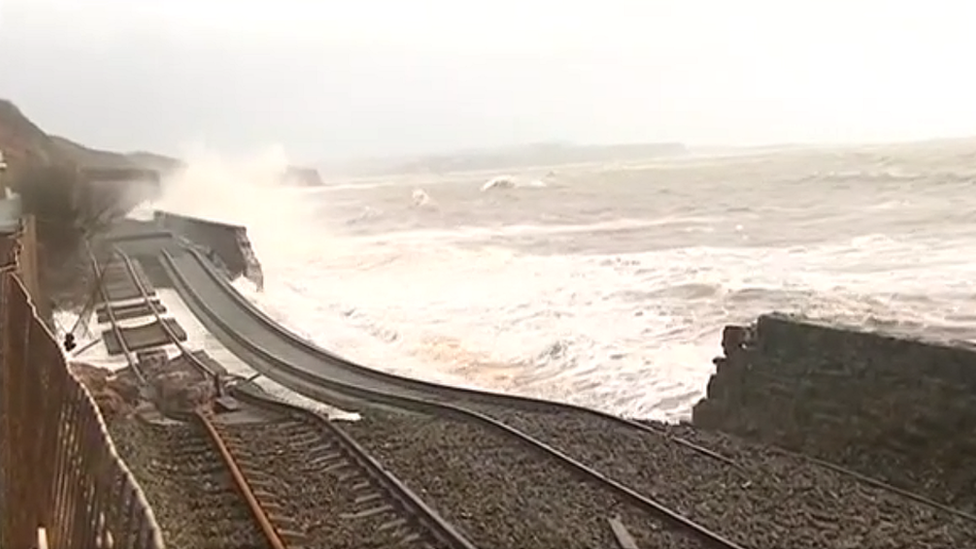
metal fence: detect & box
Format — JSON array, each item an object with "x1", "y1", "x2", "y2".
[{"x1": 0, "y1": 228, "x2": 165, "y2": 548}]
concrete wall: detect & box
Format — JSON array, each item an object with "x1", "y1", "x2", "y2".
[
  {"x1": 153, "y1": 211, "x2": 263, "y2": 289},
  {"x1": 692, "y1": 313, "x2": 976, "y2": 510}
]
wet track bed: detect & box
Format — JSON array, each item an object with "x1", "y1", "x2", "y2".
[
  {"x1": 463, "y1": 406, "x2": 976, "y2": 548},
  {"x1": 345, "y1": 411, "x2": 708, "y2": 549}
]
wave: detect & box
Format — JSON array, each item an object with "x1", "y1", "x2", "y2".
[
  {"x1": 411, "y1": 188, "x2": 434, "y2": 207},
  {"x1": 481, "y1": 175, "x2": 548, "y2": 192}
]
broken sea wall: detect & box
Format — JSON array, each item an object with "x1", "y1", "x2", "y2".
[
  {"x1": 153, "y1": 211, "x2": 263, "y2": 289},
  {"x1": 692, "y1": 313, "x2": 976, "y2": 510}
]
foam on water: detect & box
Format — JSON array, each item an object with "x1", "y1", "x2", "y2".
[{"x1": 99, "y1": 143, "x2": 976, "y2": 421}]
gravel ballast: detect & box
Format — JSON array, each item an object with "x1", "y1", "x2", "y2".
[
  {"x1": 344, "y1": 411, "x2": 709, "y2": 549},
  {"x1": 216, "y1": 416, "x2": 441, "y2": 549},
  {"x1": 109, "y1": 400, "x2": 976, "y2": 549},
  {"x1": 108, "y1": 418, "x2": 270, "y2": 549},
  {"x1": 468, "y1": 406, "x2": 976, "y2": 548}
]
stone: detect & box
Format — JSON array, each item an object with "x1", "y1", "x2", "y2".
[{"x1": 692, "y1": 313, "x2": 976, "y2": 512}]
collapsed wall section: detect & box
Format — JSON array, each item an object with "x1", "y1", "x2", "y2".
[
  {"x1": 692, "y1": 313, "x2": 976, "y2": 510},
  {"x1": 154, "y1": 211, "x2": 263, "y2": 289}
]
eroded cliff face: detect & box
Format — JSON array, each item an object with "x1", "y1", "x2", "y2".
[{"x1": 693, "y1": 313, "x2": 976, "y2": 510}]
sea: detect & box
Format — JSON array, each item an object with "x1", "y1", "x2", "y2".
[{"x1": 75, "y1": 140, "x2": 976, "y2": 421}]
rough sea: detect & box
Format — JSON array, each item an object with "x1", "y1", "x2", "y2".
[{"x1": 116, "y1": 140, "x2": 976, "y2": 420}]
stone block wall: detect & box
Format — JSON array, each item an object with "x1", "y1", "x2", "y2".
[{"x1": 692, "y1": 313, "x2": 976, "y2": 510}]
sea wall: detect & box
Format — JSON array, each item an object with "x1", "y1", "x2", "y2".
[
  {"x1": 692, "y1": 313, "x2": 976, "y2": 510},
  {"x1": 153, "y1": 211, "x2": 263, "y2": 289},
  {"x1": 283, "y1": 166, "x2": 324, "y2": 187}
]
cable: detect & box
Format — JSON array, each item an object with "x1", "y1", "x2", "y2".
[{"x1": 61, "y1": 237, "x2": 112, "y2": 351}]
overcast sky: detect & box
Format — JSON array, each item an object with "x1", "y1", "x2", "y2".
[{"x1": 1, "y1": 0, "x2": 975, "y2": 161}]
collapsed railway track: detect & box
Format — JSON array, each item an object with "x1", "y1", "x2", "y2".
[
  {"x1": 94, "y1": 249, "x2": 278, "y2": 548},
  {"x1": 97, "y1": 249, "x2": 480, "y2": 548},
  {"x1": 102, "y1": 246, "x2": 749, "y2": 547},
  {"x1": 98, "y1": 237, "x2": 976, "y2": 547},
  {"x1": 154, "y1": 247, "x2": 753, "y2": 548},
  {"x1": 152, "y1": 238, "x2": 976, "y2": 547}
]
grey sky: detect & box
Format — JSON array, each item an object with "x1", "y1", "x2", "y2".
[{"x1": 2, "y1": 0, "x2": 974, "y2": 162}]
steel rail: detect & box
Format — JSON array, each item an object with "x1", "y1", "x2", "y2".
[
  {"x1": 767, "y1": 445, "x2": 976, "y2": 524},
  {"x1": 229, "y1": 386, "x2": 482, "y2": 549},
  {"x1": 88, "y1": 247, "x2": 147, "y2": 384},
  {"x1": 119, "y1": 230, "x2": 976, "y2": 530},
  {"x1": 114, "y1": 248, "x2": 223, "y2": 393},
  {"x1": 193, "y1": 410, "x2": 288, "y2": 549},
  {"x1": 113, "y1": 248, "x2": 291, "y2": 549},
  {"x1": 162, "y1": 249, "x2": 746, "y2": 549},
  {"x1": 164, "y1": 244, "x2": 738, "y2": 466}
]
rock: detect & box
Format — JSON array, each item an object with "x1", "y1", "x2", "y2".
[{"x1": 69, "y1": 361, "x2": 137, "y2": 418}]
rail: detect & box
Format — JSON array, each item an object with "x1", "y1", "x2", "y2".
[
  {"x1": 114, "y1": 248, "x2": 223, "y2": 394},
  {"x1": 162, "y1": 244, "x2": 736, "y2": 465},
  {"x1": 98, "y1": 248, "x2": 294, "y2": 549},
  {"x1": 157, "y1": 235, "x2": 976, "y2": 524},
  {"x1": 89, "y1": 247, "x2": 146, "y2": 385},
  {"x1": 194, "y1": 410, "x2": 288, "y2": 549},
  {"x1": 159, "y1": 245, "x2": 745, "y2": 549},
  {"x1": 211, "y1": 386, "x2": 481, "y2": 549}
]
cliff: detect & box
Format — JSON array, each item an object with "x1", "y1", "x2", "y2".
[
  {"x1": 692, "y1": 313, "x2": 976, "y2": 512},
  {"x1": 0, "y1": 99, "x2": 177, "y2": 307},
  {"x1": 0, "y1": 102, "x2": 180, "y2": 178}
]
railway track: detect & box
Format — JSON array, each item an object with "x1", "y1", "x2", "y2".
[
  {"x1": 127, "y1": 420, "x2": 274, "y2": 549},
  {"x1": 94, "y1": 237, "x2": 976, "y2": 547},
  {"x1": 156, "y1": 247, "x2": 751, "y2": 548},
  {"x1": 200, "y1": 390, "x2": 479, "y2": 549},
  {"x1": 150, "y1": 238, "x2": 976, "y2": 547},
  {"x1": 94, "y1": 249, "x2": 277, "y2": 548},
  {"x1": 110, "y1": 229, "x2": 975, "y2": 527},
  {"x1": 97, "y1": 249, "x2": 481, "y2": 549},
  {"x1": 98, "y1": 244, "x2": 750, "y2": 547},
  {"x1": 156, "y1": 238, "x2": 976, "y2": 520}
]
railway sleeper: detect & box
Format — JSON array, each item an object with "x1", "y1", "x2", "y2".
[{"x1": 209, "y1": 405, "x2": 471, "y2": 549}]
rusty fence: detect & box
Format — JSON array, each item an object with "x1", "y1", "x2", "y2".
[{"x1": 0, "y1": 228, "x2": 165, "y2": 548}]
